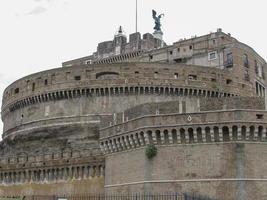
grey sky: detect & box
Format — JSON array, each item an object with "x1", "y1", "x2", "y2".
[{"x1": 0, "y1": 0, "x2": 267, "y2": 139}]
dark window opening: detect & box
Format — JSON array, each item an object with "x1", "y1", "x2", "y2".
[
  {"x1": 208, "y1": 51, "x2": 217, "y2": 60},
  {"x1": 174, "y1": 58, "x2": 187, "y2": 63},
  {"x1": 211, "y1": 78, "x2": 216, "y2": 82},
  {"x1": 135, "y1": 71, "x2": 139, "y2": 74},
  {"x1": 226, "y1": 79, "x2": 232, "y2": 84},
  {"x1": 149, "y1": 54, "x2": 153, "y2": 60},
  {"x1": 188, "y1": 74, "x2": 197, "y2": 80},
  {"x1": 177, "y1": 48, "x2": 180, "y2": 52},
  {"x1": 169, "y1": 51, "x2": 173, "y2": 55},
  {"x1": 14, "y1": 88, "x2": 19, "y2": 94},
  {"x1": 74, "y1": 76, "x2": 81, "y2": 81},
  {"x1": 44, "y1": 79, "x2": 48, "y2": 85},
  {"x1": 189, "y1": 45, "x2": 192, "y2": 50},
  {"x1": 256, "y1": 114, "x2": 264, "y2": 119},
  {"x1": 32, "y1": 83, "x2": 35, "y2": 91},
  {"x1": 96, "y1": 72, "x2": 119, "y2": 79}
]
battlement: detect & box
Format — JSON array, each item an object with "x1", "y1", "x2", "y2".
[
  {"x1": 62, "y1": 31, "x2": 165, "y2": 67},
  {"x1": 0, "y1": 147, "x2": 104, "y2": 185}
]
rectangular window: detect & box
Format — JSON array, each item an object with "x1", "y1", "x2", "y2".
[
  {"x1": 74, "y1": 76, "x2": 81, "y2": 81},
  {"x1": 256, "y1": 81, "x2": 266, "y2": 97},
  {"x1": 188, "y1": 74, "x2": 197, "y2": 80},
  {"x1": 243, "y1": 54, "x2": 249, "y2": 68},
  {"x1": 174, "y1": 73, "x2": 178, "y2": 79},
  {"x1": 32, "y1": 83, "x2": 35, "y2": 91},
  {"x1": 14, "y1": 88, "x2": 19, "y2": 94},
  {"x1": 174, "y1": 58, "x2": 187, "y2": 63},
  {"x1": 208, "y1": 51, "x2": 217, "y2": 60},
  {"x1": 226, "y1": 52, "x2": 233, "y2": 67},
  {"x1": 44, "y1": 79, "x2": 48, "y2": 85},
  {"x1": 256, "y1": 114, "x2": 264, "y2": 119},
  {"x1": 226, "y1": 79, "x2": 232, "y2": 84}
]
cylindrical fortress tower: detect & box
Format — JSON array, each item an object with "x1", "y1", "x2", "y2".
[
  {"x1": 0, "y1": 62, "x2": 250, "y2": 196},
  {"x1": 0, "y1": 44, "x2": 267, "y2": 199},
  {"x1": 2, "y1": 62, "x2": 247, "y2": 142}
]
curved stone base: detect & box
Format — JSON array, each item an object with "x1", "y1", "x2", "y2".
[{"x1": 0, "y1": 178, "x2": 104, "y2": 196}]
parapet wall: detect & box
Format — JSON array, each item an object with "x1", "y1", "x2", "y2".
[
  {"x1": 200, "y1": 97, "x2": 265, "y2": 111},
  {"x1": 100, "y1": 97, "x2": 265, "y2": 128},
  {"x1": 100, "y1": 109, "x2": 267, "y2": 154},
  {"x1": 0, "y1": 147, "x2": 104, "y2": 195},
  {"x1": 104, "y1": 143, "x2": 267, "y2": 200},
  {"x1": 2, "y1": 62, "x2": 251, "y2": 111}
]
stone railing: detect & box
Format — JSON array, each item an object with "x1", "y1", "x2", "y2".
[
  {"x1": 99, "y1": 110, "x2": 267, "y2": 154},
  {"x1": 0, "y1": 149, "x2": 104, "y2": 185},
  {"x1": 3, "y1": 114, "x2": 104, "y2": 139}
]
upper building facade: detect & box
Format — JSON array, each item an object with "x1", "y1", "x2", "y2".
[{"x1": 62, "y1": 28, "x2": 267, "y2": 98}]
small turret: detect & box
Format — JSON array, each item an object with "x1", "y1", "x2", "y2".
[{"x1": 114, "y1": 26, "x2": 127, "y2": 55}]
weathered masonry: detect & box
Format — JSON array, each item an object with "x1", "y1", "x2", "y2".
[{"x1": 1, "y1": 29, "x2": 267, "y2": 200}]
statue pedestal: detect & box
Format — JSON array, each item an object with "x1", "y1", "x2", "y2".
[
  {"x1": 153, "y1": 30, "x2": 163, "y2": 40},
  {"x1": 153, "y1": 31, "x2": 164, "y2": 48}
]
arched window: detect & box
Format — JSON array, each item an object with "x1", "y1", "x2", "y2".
[
  {"x1": 214, "y1": 127, "x2": 219, "y2": 142},
  {"x1": 205, "y1": 127, "x2": 211, "y2": 143},
  {"x1": 232, "y1": 126, "x2": 238, "y2": 141},
  {"x1": 180, "y1": 128, "x2": 186, "y2": 144},
  {"x1": 172, "y1": 129, "x2": 178, "y2": 143},
  {"x1": 197, "y1": 127, "x2": 203, "y2": 143},
  {"x1": 188, "y1": 128, "x2": 194, "y2": 143},
  {"x1": 222, "y1": 126, "x2": 230, "y2": 141}
]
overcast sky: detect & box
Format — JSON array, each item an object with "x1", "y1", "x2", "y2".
[{"x1": 0, "y1": 0, "x2": 267, "y2": 139}]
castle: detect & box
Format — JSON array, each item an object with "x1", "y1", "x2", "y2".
[{"x1": 1, "y1": 25, "x2": 267, "y2": 200}]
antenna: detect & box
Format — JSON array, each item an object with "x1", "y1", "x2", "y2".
[{"x1": 135, "y1": 0, "x2": 138, "y2": 32}]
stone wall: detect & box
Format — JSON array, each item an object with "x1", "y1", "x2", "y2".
[
  {"x1": 200, "y1": 97, "x2": 265, "y2": 111},
  {"x1": 0, "y1": 178, "x2": 104, "y2": 196},
  {"x1": 104, "y1": 143, "x2": 267, "y2": 200}
]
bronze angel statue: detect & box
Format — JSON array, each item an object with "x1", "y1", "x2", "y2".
[{"x1": 152, "y1": 10, "x2": 164, "y2": 32}]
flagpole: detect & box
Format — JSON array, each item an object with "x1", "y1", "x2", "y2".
[{"x1": 135, "y1": 0, "x2": 138, "y2": 32}]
